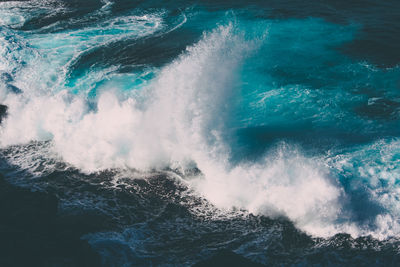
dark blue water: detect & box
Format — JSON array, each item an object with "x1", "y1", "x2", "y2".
[{"x1": 0, "y1": 0, "x2": 400, "y2": 265}]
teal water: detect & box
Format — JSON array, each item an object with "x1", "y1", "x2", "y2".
[{"x1": 0, "y1": 0, "x2": 400, "y2": 265}]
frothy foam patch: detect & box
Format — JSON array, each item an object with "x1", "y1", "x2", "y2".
[
  {"x1": 0, "y1": 0, "x2": 67, "y2": 28},
  {"x1": 191, "y1": 146, "x2": 346, "y2": 235},
  {"x1": 326, "y1": 138, "x2": 400, "y2": 238},
  {"x1": 17, "y1": 14, "x2": 163, "y2": 96}
]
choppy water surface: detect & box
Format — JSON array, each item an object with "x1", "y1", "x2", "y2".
[{"x1": 1, "y1": 0, "x2": 400, "y2": 265}]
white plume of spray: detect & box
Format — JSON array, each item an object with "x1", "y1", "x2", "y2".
[
  {"x1": 0, "y1": 23, "x2": 345, "y2": 237},
  {"x1": 145, "y1": 24, "x2": 348, "y2": 237},
  {"x1": 2, "y1": 21, "x2": 399, "y2": 238}
]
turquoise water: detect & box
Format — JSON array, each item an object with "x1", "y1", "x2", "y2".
[{"x1": 0, "y1": 0, "x2": 400, "y2": 265}]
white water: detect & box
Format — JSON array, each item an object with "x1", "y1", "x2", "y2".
[{"x1": 1, "y1": 13, "x2": 400, "y2": 239}]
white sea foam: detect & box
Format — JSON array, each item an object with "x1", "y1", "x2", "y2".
[
  {"x1": 327, "y1": 138, "x2": 400, "y2": 238},
  {"x1": 1, "y1": 19, "x2": 400, "y2": 239},
  {"x1": 0, "y1": 0, "x2": 66, "y2": 28}
]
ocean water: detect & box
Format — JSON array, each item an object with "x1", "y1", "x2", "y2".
[{"x1": 0, "y1": 0, "x2": 400, "y2": 265}]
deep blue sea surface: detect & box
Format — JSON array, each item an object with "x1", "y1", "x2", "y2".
[{"x1": 0, "y1": 0, "x2": 400, "y2": 265}]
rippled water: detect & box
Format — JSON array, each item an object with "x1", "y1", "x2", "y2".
[{"x1": 1, "y1": 0, "x2": 400, "y2": 265}]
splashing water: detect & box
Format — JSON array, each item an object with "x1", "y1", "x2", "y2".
[{"x1": 1, "y1": 0, "x2": 400, "y2": 265}]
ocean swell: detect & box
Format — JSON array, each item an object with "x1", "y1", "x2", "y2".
[{"x1": 0, "y1": 3, "x2": 400, "y2": 243}]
